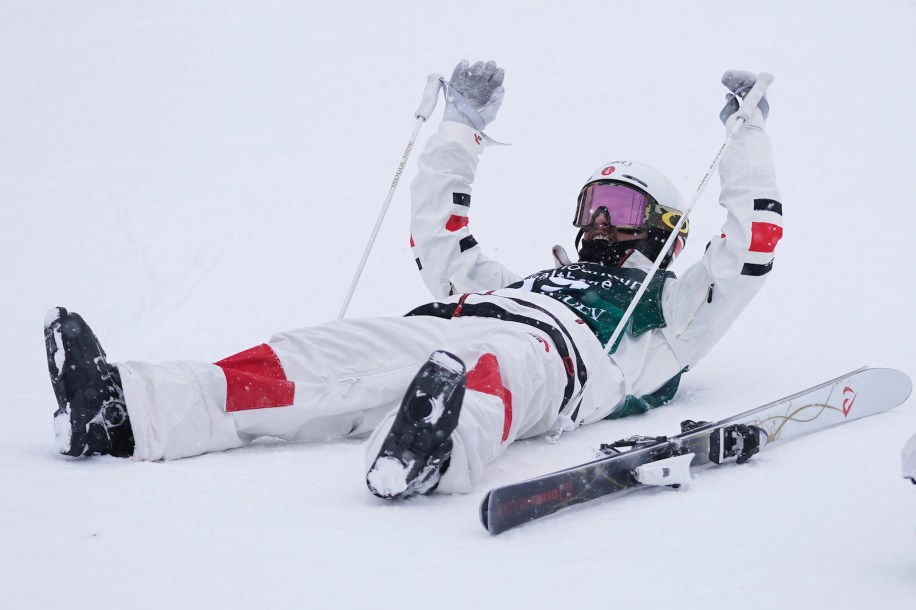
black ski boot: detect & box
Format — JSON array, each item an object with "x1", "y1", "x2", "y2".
[
  {"x1": 44, "y1": 307, "x2": 134, "y2": 457},
  {"x1": 366, "y1": 351, "x2": 466, "y2": 499}
]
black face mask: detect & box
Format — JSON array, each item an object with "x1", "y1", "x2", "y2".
[
  {"x1": 576, "y1": 235, "x2": 634, "y2": 266},
  {"x1": 576, "y1": 228, "x2": 672, "y2": 268}
]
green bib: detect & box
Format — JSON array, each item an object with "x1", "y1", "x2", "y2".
[
  {"x1": 507, "y1": 262, "x2": 675, "y2": 353},
  {"x1": 508, "y1": 262, "x2": 684, "y2": 419},
  {"x1": 607, "y1": 373, "x2": 684, "y2": 420}
]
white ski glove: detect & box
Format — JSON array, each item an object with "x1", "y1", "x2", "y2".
[
  {"x1": 443, "y1": 60, "x2": 505, "y2": 131},
  {"x1": 719, "y1": 69, "x2": 770, "y2": 125}
]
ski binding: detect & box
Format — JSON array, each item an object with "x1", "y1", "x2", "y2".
[{"x1": 633, "y1": 453, "x2": 694, "y2": 488}]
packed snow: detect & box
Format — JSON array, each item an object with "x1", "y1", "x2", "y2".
[
  {"x1": 429, "y1": 349, "x2": 466, "y2": 376},
  {"x1": 2, "y1": 1, "x2": 915, "y2": 608},
  {"x1": 366, "y1": 456, "x2": 412, "y2": 497}
]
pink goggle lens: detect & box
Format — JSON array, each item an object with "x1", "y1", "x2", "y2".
[{"x1": 575, "y1": 184, "x2": 651, "y2": 228}]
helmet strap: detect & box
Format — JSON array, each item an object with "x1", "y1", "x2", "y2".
[{"x1": 574, "y1": 228, "x2": 585, "y2": 250}]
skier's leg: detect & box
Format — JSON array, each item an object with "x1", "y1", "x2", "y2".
[
  {"x1": 364, "y1": 317, "x2": 571, "y2": 494},
  {"x1": 366, "y1": 350, "x2": 467, "y2": 499},
  {"x1": 119, "y1": 315, "x2": 458, "y2": 460},
  {"x1": 44, "y1": 307, "x2": 135, "y2": 457}
]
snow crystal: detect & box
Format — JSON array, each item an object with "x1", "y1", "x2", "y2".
[
  {"x1": 52, "y1": 410, "x2": 71, "y2": 453},
  {"x1": 367, "y1": 456, "x2": 411, "y2": 497},
  {"x1": 429, "y1": 351, "x2": 464, "y2": 375},
  {"x1": 43, "y1": 307, "x2": 62, "y2": 327},
  {"x1": 43, "y1": 311, "x2": 66, "y2": 375},
  {"x1": 426, "y1": 395, "x2": 445, "y2": 425},
  {"x1": 52, "y1": 328, "x2": 65, "y2": 375}
]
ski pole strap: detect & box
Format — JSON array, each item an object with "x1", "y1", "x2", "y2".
[{"x1": 733, "y1": 73, "x2": 774, "y2": 124}]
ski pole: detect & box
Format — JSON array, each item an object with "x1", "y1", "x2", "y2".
[
  {"x1": 338, "y1": 74, "x2": 444, "y2": 319},
  {"x1": 570, "y1": 73, "x2": 774, "y2": 412}
]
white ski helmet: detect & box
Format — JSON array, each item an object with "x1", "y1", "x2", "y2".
[{"x1": 574, "y1": 160, "x2": 688, "y2": 268}]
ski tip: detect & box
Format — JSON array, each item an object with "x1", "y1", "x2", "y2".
[
  {"x1": 479, "y1": 490, "x2": 515, "y2": 536},
  {"x1": 896, "y1": 371, "x2": 913, "y2": 403},
  {"x1": 479, "y1": 490, "x2": 492, "y2": 532},
  {"x1": 863, "y1": 367, "x2": 912, "y2": 408}
]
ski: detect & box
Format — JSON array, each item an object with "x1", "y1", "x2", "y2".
[{"x1": 480, "y1": 367, "x2": 912, "y2": 535}]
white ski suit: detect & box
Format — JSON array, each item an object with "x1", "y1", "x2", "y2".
[{"x1": 118, "y1": 109, "x2": 781, "y2": 494}]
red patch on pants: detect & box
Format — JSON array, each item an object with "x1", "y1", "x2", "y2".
[
  {"x1": 466, "y1": 353, "x2": 513, "y2": 442},
  {"x1": 215, "y1": 344, "x2": 295, "y2": 412}
]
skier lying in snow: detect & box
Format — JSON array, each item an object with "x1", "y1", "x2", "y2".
[{"x1": 44, "y1": 61, "x2": 782, "y2": 499}]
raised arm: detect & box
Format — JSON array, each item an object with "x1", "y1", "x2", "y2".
[
  {"x1": 662, "y1": 70, "x2": 783, "y2": 368},
  {"x1": 409, "y1": 61, "x2": 522, "y2": 298}
]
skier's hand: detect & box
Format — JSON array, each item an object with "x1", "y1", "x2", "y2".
[
  {"x1": 443, "y1": 60, "x2": 505, "y2": 130},
  {"x1": 719, "y1": 70, "x2": 770, "y2": 125}
]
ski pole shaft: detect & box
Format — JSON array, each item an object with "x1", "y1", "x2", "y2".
[
  {"x1": 338, "y1": 74, "x2": 443, "y2": 319},
  {"x1": 570, "y1": 73, "x2": 774, "y2": 410}
]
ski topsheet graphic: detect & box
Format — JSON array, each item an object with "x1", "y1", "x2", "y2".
[{"x1": 481, "y1": 367, "x2": 912, "y2": 535}]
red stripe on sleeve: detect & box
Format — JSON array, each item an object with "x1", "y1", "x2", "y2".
[
  {"x1": 215, "y1": 344, "x2": 295, "y2": 412},
  {"x1": 749, "y1": 222, "x2": 783, "y2": 253},
  {"x1": 445, "y1": 215, "x2": 470, "y2": 232}
]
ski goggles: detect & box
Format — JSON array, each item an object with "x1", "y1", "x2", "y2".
[
  {"x1": 574, "y1": 182, "x2": 689, "y2": 235},
  {"x1": 573, "y1": 183, "x2": 653, "y2": 229}
]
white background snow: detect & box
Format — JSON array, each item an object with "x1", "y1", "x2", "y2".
[{"x1": 2, "y1": 1, "x2": 915, "y2": 607}]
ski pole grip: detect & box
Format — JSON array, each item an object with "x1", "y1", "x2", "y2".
[
  {"x1": 415, "y1": 73, "x2": 444, "y2": 120},
  {"x1": 735, "y1": 72, "x2": 774, "y2": 122}
]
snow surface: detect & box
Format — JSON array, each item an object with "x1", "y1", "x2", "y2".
[{"x1": 2, "y1": 1, "x2": 915, "y2": 608}]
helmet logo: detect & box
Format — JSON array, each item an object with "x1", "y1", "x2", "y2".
[{"x1": 600, "y1": 166, "x2": 616, "y2": 176}]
